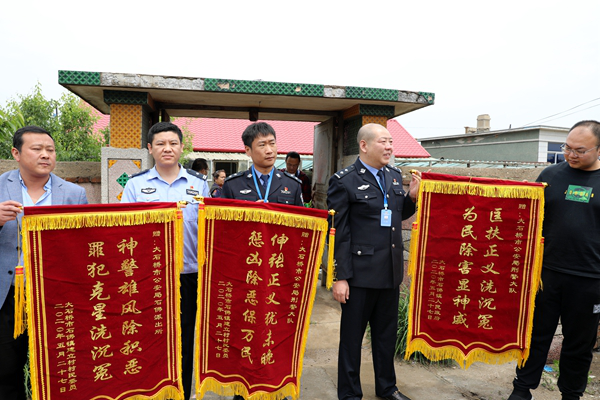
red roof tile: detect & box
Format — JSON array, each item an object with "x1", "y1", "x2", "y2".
[{"x1": 92, "y1": 112, "x2": 429, "y2": 158}]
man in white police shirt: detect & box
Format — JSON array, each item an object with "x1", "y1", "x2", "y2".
[{"x1": 121, "y1": 121, "x2": 209, "y2": 400}]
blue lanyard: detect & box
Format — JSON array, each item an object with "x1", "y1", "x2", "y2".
[
  {"x1": 376, "y1": 173, "x2": 388, "y2": 209},
  {"x1": 251, "y1": 166, "x2": 274, "y2": 202}
]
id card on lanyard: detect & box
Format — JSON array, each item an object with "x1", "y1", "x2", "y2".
[
  {"x1": 251, "y1": 166, "x2": 274, "y2": 203},
  {"x1": 377, "y1": 173, "x2": 392, "y2": 227}
]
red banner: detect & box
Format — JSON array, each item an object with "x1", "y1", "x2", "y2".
[
  {"x1": 406, "y1": 173, "x2": 545, "y2": 368},
  {"x1": 20, "y1": 203, "x2": 184, "y2": 400},
  {"x1": 195, "y1": 198, "x2": 329, "y2": 400}
]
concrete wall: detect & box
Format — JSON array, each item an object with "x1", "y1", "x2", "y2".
[{"x1": 0, "y1": 160, "x2": 102, "y2": 204}]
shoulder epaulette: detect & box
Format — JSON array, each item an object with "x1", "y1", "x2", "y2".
[
  {"x1": 186, "y1": 169, "x2": 207, "y2": 181},
  {"x1": 225, "y1": 171, "x2": 244, "y2": 182},
  {"x1": 282, "y1": 170, "x2": 302, "y2": 184},
  {"x1": 334, "y1": 164, "x2": 355, "y2": 179},
  {"x1": 129, "y1": 169, "x2": 150, "y2": 178},
  {"x1": 386, "y1": 164, "x2": 402, "y2": 174}
]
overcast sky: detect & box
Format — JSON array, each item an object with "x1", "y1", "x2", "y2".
[{"x1": 1, "y1": 0, "x2": 598, "y2": 139}]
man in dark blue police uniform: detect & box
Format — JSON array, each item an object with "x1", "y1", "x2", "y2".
[
  {"x1": 222, "y1": 122, "x2": 302, "y2": 400},
  {"x1": 327, "y1": 123, "x2": 422, "y2": 400},
  {"x1": 221, "y1": 122, "x2": 303, "y2": 206}
]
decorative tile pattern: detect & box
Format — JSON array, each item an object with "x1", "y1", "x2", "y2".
[
  {"x1": 359, "y1": 105, "x2": 395, "y2": 117},
  {"x1": 418, "y1": 92, "x2": 435, "y2": 104},
  {"x1": 204, "y1": 79, "x2": 323, "y2": 97},
  {"x1": 110, "y1": 104, "x2": 142, "y2": 149},
  {"x1": 363, "y1": 116, "x2": 388, "y2": 126},
  {"x1": 104, "y1": 90, "x2": 149, "y2": 105},
  {"x1": 108, "y1": 159, "x2": 142, "y2": 203},
  {"x1": 345, "y1": 86, "x2": 398, "y2": 101},
  {"x1": 117, "y1": 172, "x2": 130, "y2": 188},
  {"x1": 108, "y1": 160, "x2": 117, "y2": 168},
  {"x1": 58, "y1": 70, "x2": 101, "y2": 86}
]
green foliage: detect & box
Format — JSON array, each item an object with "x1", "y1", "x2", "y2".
[
  {"x1": 174, "y1": 117, "x2": 195, "y2": 161},
  {"x1": 0, "y1": 109, "x2": 25, "y2": 158},
  {"x1": 395, "y1": 284, "x2": 453, "y2": 366},
  {"x1": 0, "y1": 83, "x2": 105, "y2": 161}
]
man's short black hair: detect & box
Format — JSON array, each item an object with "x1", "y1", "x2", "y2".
[
  {"x1": 241, "y1": 122, "x2": 276, "y2": 148},
  {"x1": 191, "y1": 158, "x2": 209, "y2": 172},
  {"x1": 13, "y1": 126, "x2": 53, "y2": 152},
  {"x1": 571, "y1": 120, "x2": 600, "y2": 145},
  {"x1": 285, "y1": 151, "x2": 301, "y2": 161},
  {"x1": 147, "y1": 121, "x2": 183, "y2": 145}
]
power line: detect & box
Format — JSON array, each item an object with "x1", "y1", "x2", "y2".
[
  {"x1": 532, "y1": 103, "x2": 600, "y2": 125},
  {"x1": 521, "y1": 97, "x2": 600, "y2": 127}
]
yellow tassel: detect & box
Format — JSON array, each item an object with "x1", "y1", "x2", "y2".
[
  {"x1": 405, "y1": 338, "x2": 526, "y2": 369},
  {"x1": 197, "y1": 377, "x2": 299, "y2": 400},
  {"x1": 326, "y1": 228, "x2": 336, "y2": 290},
  {"x1": 197, "y1": 199, "x2": 206, "y2": 269},
  {"x1": 13, "y1": 266, "x2": 26, "y2": 338},
  {"x1": 205, "y1": 206, "x2": 328, "y2": 231},
  {"x1": 21, "y1": 209, "x2": 179, "y2": 232}
]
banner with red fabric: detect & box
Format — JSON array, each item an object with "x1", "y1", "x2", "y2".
[
  {"x1": 195, "y1": 198, "x2": 330, "y2": 400},
  {"x1": 18, "y1": 202, "x2": 184, "y2": 400},
  {"x1": 406, "y1": 172, "x2": 545, "y2": 368}
]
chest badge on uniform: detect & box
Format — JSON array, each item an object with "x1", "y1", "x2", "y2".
[
  {"x1": 392, "y1": 179, "x2": 400, "y2": 185},
  {"x1": 358, "y1": 185, "x2": 370, "y2": 190},
  {"x1": 281, "y1": 187, "x2": 290, "y2": 194},
  {"x1": 141, "y1": 188, "x2": 156, "y2": 194},
  {"x1": 240, "y1": 189, "x2": 252, "y2": 194},
  {"x1": 186, "y1": 189, "x2": 199, "y2": 196}
]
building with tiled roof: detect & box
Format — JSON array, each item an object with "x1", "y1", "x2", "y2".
[{"x1": 94, "y1": 112, "x2": 429, "y2": 178}]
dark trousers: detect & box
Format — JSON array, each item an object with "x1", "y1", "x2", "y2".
[
  {"x1": 338, "y1": 286, "x2": 399, "y2": 400},
  {"x1": 513, "y1": 268, "x2": 600, "y2": 399},
  {"x1": 0, "y1": 286, "x2": 28, "y2": 400},
  {"x1": 180, "y1": 273, "x2": 198, "y2": 400}
]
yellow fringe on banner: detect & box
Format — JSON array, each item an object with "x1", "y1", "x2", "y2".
[
  {"x1": 196, "y1": 199, "x2": 206, "y2": 268},
  {"x1": 421, "y1": 179, "x2": 546, "y2": 199},
  {"x1": 21, "y1": 209, "x2": 179, "y2": 232},
  {"x1": 205, "y1": 206, "x2": 328, "y2": 232},
  {"x1": 13, "y1": 266, "x2": 25, "y2": 338},
  {"x1": 405, "y1": 180, "x2": 546, "y2": 368},
  {"x1": 405, "y1": 338, "x2": 527, "y2": 369},
  {"x1": 198, "y1": 378, "x2": 298, "y2": 400}
]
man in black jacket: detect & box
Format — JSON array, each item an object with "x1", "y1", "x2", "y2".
[
  {"x1": 222, "y1": 122, "x2": 302, "y2": 206},
  {"x1": 327, "y1": 123, "x2": 421, "y2": 400}
]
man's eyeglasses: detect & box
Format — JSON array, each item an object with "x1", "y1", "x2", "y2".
[{"x1": 560, "y1": 144, "x2": 600, "y2": 156}]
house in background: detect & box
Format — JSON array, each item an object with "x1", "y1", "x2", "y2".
[
  {"x1": 95, "y1": 113, "x2": 430, "y2": 183},
  {"x1": 418, "y1": 114, "x2": 569, "y2": 164}
]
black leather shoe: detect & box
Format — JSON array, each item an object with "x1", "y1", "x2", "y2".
[
  {"x1": 507, "y1": 391, "x2": 532, "y2": 400},
  {"x1": 380, "y1": 390, "x2": 412, "y2": 400}
]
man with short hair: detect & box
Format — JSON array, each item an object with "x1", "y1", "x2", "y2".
[
  {"x1": 222, "y1": 122, "x2": 303, "y2": 206},
  {"x1": 327, "y1": 123, "x2": 421, "y2": 400},
  {"x1": 191, "y1": 158, "x2": 209, "y2": 176},
  {"x1": 121, "y1": 121, "x2": 209, "y2": 400},
  {"x1": 281, "y1": 151, "x2": 311, "y2": 205},
  {"x1": 508, "y1": 120, "x2": 600, "y2": 400},
  {"x1": 0, "y1": 126, "x2": 88, "y2": 400},
  {"x1": 221, "y1": 122, "x2": 303, "y2": 400}
]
